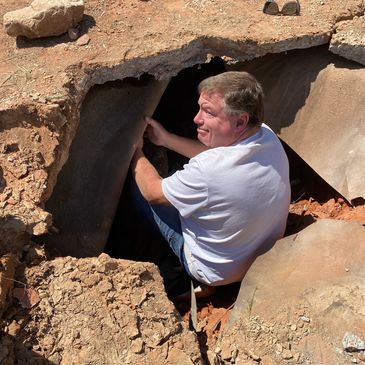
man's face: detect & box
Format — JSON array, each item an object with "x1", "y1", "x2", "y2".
[{"x1": 194, "y1": 92, "x2": 244, "y2": 148}]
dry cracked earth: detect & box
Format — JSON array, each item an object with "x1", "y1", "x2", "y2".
[{"x1": 0, "y1": 0, "x2": 365, "y2": 364}]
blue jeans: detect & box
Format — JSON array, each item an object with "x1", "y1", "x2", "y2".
[{"x1": 131, "y1": 181, "x2": 192, "y2": 277}]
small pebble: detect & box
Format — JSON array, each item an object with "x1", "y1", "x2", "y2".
[
  {"x1": 76, "y1": 34, "x2": 90, "y2": 46},
  {"x1": 282, "y1": 349, "x2": 293, "y2": 360},
  {"x1": 294, "y1": 352, "x2": 301, "y2": 362},
  {"x1": 300, "y1": 316, "x2": 311, "y2": 323},
  {"x1": 249, "y1": 351, "x2": 260, "y2": 361},
  {"x1": 358, "y1": 351, "x2": 365, "y2": 362},
  {"x1": 0, "y1": 193, "x2": 8, "y2": 202},
  {"x1": 7, "y1": 197, "x2": 17, "y2": 205},
  {"x1": 343, "y1": 332, "x2": 365, "y2": 352},
  {"x1": 68, "y1": 27, "x2": 80, "y2": 40}
]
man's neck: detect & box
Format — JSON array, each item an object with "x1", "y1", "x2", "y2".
[{"x1": 236, "y1": 124, "x2": 261, "y2": 143}]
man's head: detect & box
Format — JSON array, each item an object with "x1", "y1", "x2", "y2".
[
  {"x1": 194, "y1": 72, "x2": 264, "y2": 148},
  {"x1": 198, "y1": 71, "x2": 264, "y2": 127}
]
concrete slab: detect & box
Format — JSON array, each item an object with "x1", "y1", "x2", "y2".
[
  {"x1": 229, "y1": 46, "x2": 365, "y2": 201},
  {"x1": 223, "y1": 219, "x2": 365, "y2": 364},
  {"x1": 330, "y1": 15, "x2": 365, "y2": 66}
]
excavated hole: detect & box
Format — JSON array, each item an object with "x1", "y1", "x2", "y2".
[
  {"x1": 42, "y1": 50, "x2": 347, "y2": 317},
  {"x1": 20, "y1": 46, "x2": 363, "y2": 363}
]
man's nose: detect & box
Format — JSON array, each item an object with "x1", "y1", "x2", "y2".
[{"x1": 194, "y1": 109, "x2": 202, "y2": 124}]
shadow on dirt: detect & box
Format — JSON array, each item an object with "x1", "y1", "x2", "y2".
[
  {"x1": 1, "y1": 257, "x2": 56, "y2": 365},
  {"x1": 16, "y1": 14, "x2": 96, "y2": 49},
  {"x1": 0, "y1": 167, "x2": 5, "y2": 193},
  {"x1": 1, "y1": 333, "x2": 57, "y2": 365}
]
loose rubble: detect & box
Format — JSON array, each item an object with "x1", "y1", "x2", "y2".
[{"x1": 1, "y1": 251, "x2": 202, "y2": 364}]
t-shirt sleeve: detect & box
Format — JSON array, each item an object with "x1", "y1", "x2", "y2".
[{"x1": 161, "y1": 158, "x2": 208, "y2": 218}]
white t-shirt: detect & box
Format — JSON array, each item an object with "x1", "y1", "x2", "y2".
[{"x1": 161, "y1": 124, "x2": 290, "y2": 286}]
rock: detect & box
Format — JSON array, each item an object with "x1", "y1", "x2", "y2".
[
  {"x1": 329, "y1": 16, "x2": 365, "y2": 66},
  {"x1": 343, "y1": 332, "x2": 365, "y2": 352},
  {"x1": 220, "y1": 342, "x2": 233, "y2": 360},
  {"x1": 0, "y1": 193, "x2": 8, "y2": 202},
  {"x1": 75, "y1": 33, "x2": 90, "y2": 46},
  {"x1": 300, "y1": 316, "x2": 311, "y2": 323},
  {"x1": 167, "y1": 347, "x2": 197, "y2": 365},
  {"x1": 24, "y1": 243, "x2": 47, "y2": 265},
  {"x1": 130, "y1": 338, "x2": 144, "y2": 354},
  {"x1": 358, "y1": 351, "x2": 365, "y2": 362},
  {"x1": 214, "y1": 346, "x2": 222, "y2": 354},
  {"x1": 7, "y1": 320, "x2": 23, "y2": 336},
  {"x1": 293, "y1": 352, "x2": 302, "y2": 362},
  {"x1": 68, "y1": 27, "x2": 80, "y2": 40},
  {"x1": 276, "y1": 343, "x2": 283, "y2": 354},
  {"x1": 247, "y1": 350, "x2": 260, "y2": 361},
  {"x1": 7, "y1": 197, "x2": 17, "y2": 205},
  {"x1": 13, "y1": 287, "x2": 40, "y2": 309},
  {"x1": 3, "y1": 0, "x2": 84, "y2": 39},
  {"x1": 282, "y1": 349, "x2": 293, "y2": 360}
]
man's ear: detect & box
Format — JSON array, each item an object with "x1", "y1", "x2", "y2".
[{"x1": 235, "y1": 112, "x2": 249, "y2": 132}]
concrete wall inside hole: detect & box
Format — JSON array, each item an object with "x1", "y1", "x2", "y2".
[{"x1": 42, "y1": 75, "x2": 169, "y2": 257}]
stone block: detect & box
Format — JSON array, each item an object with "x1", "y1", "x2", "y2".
[
  {"x1": 3, "y1": 0, "x2": 84, "y2": 39},
  {"x1": 329, "y1": 16, "x2": 365, "y2": 66}
]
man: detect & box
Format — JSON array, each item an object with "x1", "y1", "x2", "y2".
[{"x1": 131, "y1": 71, "x2": 290, "y2": 295}]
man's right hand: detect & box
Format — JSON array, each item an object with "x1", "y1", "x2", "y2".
[
  {"x1": 144, "y1": 117, "x2": 170, "y2": 147},
  {"x1": 144, "y1": 116, "x2": 208, "y2": 158}
]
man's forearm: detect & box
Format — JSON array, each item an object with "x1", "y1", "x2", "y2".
[
  {"x1": 131, "y1": 148, "x2": 169, "y2": 205},
  {"x1": 164, "y1": 133, "x2": 208, "y2": 158}
]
